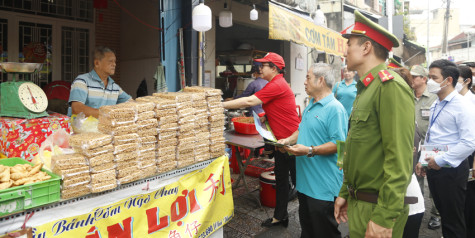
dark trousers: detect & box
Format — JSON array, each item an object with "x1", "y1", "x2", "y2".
[
  {"x1": 465, "y1": 152, "x2": 475, "y2": 238},
  {"x1": 402, "y1": 212, "x2": 423, "y2": 238},
  {"x1": 427, "y1": 159, "x2": 469, "y2": 238},
  {"x1": 466, "y1": 181, "x2": 475, "y2": 238},
  {"x1": 298, "y1": 192, "x2": 340, "y2": 238},
  {"x1": 273, "y1": 150, "x2": 296, "y2": 220}
]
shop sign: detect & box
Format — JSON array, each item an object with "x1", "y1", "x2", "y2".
[
  {"x1": 269, "y1": 2, "x2": 347, "y2": 57},
  {"x1": 32, "y1": 156, "x2": 234, "y2": 238}
]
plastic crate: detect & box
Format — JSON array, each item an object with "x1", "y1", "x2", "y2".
[{"x1": 0, "y1": 157, "x2": 60, "y2": 216}]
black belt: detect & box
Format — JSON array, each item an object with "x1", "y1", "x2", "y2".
[{"x1": 348, "y1": 186, "x2": 418, "y2": 204}]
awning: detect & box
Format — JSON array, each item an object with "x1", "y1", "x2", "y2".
[
  {"x1": 343, "y1": 4, "x2": 381, "y2": 22},
  {"x1": 268, "y1": 1, "x2": 347, "y2": 57}
]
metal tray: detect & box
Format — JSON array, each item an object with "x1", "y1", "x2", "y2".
[{"x1": 0, "y1": 62, "x2": 43, "y2": 73}]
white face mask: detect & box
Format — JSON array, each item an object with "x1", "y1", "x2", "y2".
[
  {"x1": 455, "y1": 78, "x2": 470, "y2": 93},
  {"x1": 455, "y1": 82, "x2": 464, "y2": 93},
  {"x1": 427, "y1": 78, "x2": 447, "y2": 94}
]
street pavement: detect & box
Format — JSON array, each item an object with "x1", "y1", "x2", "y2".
[{"x1": 224, "y1": 173, "x2": 443, "y2": 238}]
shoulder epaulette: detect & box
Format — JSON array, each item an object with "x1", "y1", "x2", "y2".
[{"x1": 378, "y1": 70, "x2": 394, "y2": 83}]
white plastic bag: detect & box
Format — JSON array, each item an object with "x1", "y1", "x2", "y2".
[{"x1": 71, "y1": 112, "x2": 99, "y2": 134}]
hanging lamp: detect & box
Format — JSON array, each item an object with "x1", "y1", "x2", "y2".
[
  {"x1": 192, "y1": 0, "x2": 212, "y2": 32},
  {"x1": 314, "y1": 5, "x2": 325, "y2": 26},
  {"x1": 250, "y1": 4, "x2": 258, "y2": 21},
  {"x1": 219, "y1": 0, "x2": 233, "y2": 28}
]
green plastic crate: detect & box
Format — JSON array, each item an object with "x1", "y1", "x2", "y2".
[{"x1": 0, "y1": 157, "x2": 60, "y2": 216}]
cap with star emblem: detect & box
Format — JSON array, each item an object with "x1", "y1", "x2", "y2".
[
  {"x1": 387, "y1": 58, "x2": 403, "y2": 69},
  {"x1": 341, "y1": 10, "x2": 399, "y2": 51}
]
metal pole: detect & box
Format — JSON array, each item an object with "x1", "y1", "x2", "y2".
[
  {"x1": 387, "y1": 0, "x2": 393, "y2": 59},
  {"x1": 427, "y1": 0, "x2": 430, "y2": 65},
  {"x1": 468, "y1": 34, "x2": 470, "y2": 61},
  {"x1": 198, "y1": 31, "x2": 203, "y2": 86},
  {"x1": 441, "y1": 0, "x2": 450, "y2": 58}
]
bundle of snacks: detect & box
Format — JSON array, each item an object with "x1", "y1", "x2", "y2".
[
  {"x1": 69, "y1": 132, "x2": 113, "y2": 150},
  {"x1": 183, "y1": 86, "x2": 223, "y2": 97},
  {"x1": 99, "y1": 104, "x2": 137, "y2": 119},
  {"x1": 137, "y1": 150, "x2": 157, "y2": 179},
  {"x1": 99, "y1": 123, "x2": 138, "y2": 136},
  {"x1": 157, "y1": 146, "x2": 176, "y2": 173},
  {"x1": 114, "y1": 133, "x2": 140, "y2": 146},
  {"x1": 137, "y1": 110, "x2": 155, "y2": 121},
  {"x1": 115, "y1": 150, "x2": 140, "y2": 184},
  {"x1": 157, "y1": 154, "x2": 177, "y2": 173},
  {"x1": 138, "y1": 136, "x2": 157, "y2": 158},
  {"x1": 74, "y1": 144, "x2": 113, "y2": 157},
  {"x1": 210, "y1": 143, "x2": 226, "y2": 158},
  {"x1": 90, "y1": 169, "x2": 117, "y2": 193},
  {"x1": 98, "y1": 103, "x2": 137, "y2": 136},
  {"x1": 0, "y1": 163, "x2": 50, "y2": 190},
  {"x1": 51, "y1": 153, "x2": 91, "y2": 199}
]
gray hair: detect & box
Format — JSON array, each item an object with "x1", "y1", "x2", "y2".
[
  {"x1": 310, "y1": 63, "x2": 335, "y2": 88},
  {"x1": 94, "y1": 46, "x2": 115, "y2": 61}
]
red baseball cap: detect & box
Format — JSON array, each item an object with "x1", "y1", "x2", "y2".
[{"x1": 254, "y1": 52, "x2": 285, "y2": 70}]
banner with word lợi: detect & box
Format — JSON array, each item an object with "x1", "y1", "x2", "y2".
[
  {"x1": 268, "y1": 2, "x2": 347, "y2": 57},
  {"x1": 32, "y1": 156, "x2": 233, "y2": 238}
]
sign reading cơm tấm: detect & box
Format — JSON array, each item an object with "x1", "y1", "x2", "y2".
[{"x1": 269, "y1": 2, "x2": 347, "y2": 57}]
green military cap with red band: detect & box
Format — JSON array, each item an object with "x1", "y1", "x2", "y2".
[
  {"x1": 387, "y1": 58, "x2": 403, "y2": 69},
  {"x1": 341, "y1": 10, "x2": 399, "y2": 51}
]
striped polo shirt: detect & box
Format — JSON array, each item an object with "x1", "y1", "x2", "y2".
[{"x1": 67, "y1": 70, "x2": 131, "y2": 116}]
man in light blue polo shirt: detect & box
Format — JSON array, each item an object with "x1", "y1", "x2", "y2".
[
  {"x1": 332, "y1": 67, "x2": 357, "y2": 117},
  {"x1": 68, "y1": 46, "x2": 131, "y2": 118},
  {"x1": 278, "y1": 63, "x2": 348, "y2": 237}
]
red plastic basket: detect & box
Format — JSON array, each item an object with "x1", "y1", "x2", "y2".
[{"x1": 232, "y1": 117, "x2": 258, "y2": 134}]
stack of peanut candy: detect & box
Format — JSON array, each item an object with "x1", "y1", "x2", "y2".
[
  {"x1": 98, "y1": 104, "x2": 140, "y2": 185},
  {"x1": 52, "y1": 153, "x2": 90, "y2": 199},
  {"x1": 154, "y1": 92, "x2": 195, "y2": 168},
  {"x1": 70, "y1": 132, "x2": 117, "y2": 193},
  {"x1": 128, "y1": 101, "x2": 158, "y2": 179},
  {"x1": 182, "y1": 90, "x2": 210, "y2": 162},
  {"x1": 138, "y1": 96, "x2": 179, "y2": 173},
  {"x1": 184, "y1": 86, "x2": 226, "y2": 158}
]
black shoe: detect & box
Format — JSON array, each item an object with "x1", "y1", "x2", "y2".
[
  {"x1": 261, "y1": 218, "x2": 289, "y2": 228},
  {"x1": 428, "y1": 216, "x2": 441, "y2": 230}
]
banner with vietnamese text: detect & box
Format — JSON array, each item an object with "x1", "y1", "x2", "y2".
[
  {"x1": 269, "y1": 2, "x2": 347, "y2": 56},
  {"x1": 32, "y1": 156, "x2": 233, "y2": 238}
]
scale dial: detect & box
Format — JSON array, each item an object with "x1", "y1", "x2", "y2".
[{"x1": 17, "y1": 82, "x2": 48, "y2": 113}]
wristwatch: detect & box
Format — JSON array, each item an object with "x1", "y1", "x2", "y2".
[{"x1": 307, "y1": 146, "x2": 314, "y2": 157}]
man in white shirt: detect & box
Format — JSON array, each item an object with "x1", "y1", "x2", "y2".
[
  {"x1": 457, "y1": 65, "x2": 475, "y2": 105},
  {"x1": 416, "y1": 59, "x2": 475, "y2": 238},
  {"x1": 458, "y1": 64, "x2": 475, "y2": 238}
]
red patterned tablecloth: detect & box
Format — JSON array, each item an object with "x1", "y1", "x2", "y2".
[{"x1": 0, "y1": 113, "x2": 71, "y2": 161}]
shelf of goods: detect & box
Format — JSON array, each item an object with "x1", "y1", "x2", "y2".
[{"x1": 0, "y1": 157, "x2": 228, "y2": 238}]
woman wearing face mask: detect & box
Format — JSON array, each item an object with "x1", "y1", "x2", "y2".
[{"x1": 456, "y1": 65, "x2": 475, "y2": 106}]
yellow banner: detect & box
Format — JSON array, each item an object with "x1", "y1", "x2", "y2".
[
  {"x1": 269, "y1": 3, "x2": 347, "y2": 57},
  {"x1": 32, "y1": 156, "x2": 233, "y2": 238}
]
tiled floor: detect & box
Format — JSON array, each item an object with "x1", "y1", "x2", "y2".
[{"x1": 224, "y1": 172, "x2": 443, "y2": 238}]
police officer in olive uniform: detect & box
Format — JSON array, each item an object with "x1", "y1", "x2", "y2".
[{"x1": 334, "y1": 10, "x2": 416, "y2": 238}]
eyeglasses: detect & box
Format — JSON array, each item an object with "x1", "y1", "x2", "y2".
[{"x1": 259, "y1": 63, "x2": 271, "y2": 69}]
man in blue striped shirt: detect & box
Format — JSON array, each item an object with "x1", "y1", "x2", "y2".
[{"x1": 68, "y1": 46, "x2": 131, "y2": 118}]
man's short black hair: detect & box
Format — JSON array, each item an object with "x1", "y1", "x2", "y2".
[
  {"x1": 429, "y1": 59, "x2": 459, "y2": 87},
  {"x1": 268, "y1": 62, "x2": 286, "y2": 75},
  {"x1": 463, "y1": 62, "x2": 475, "y2": 68},
  {"x1": 356, "y1": 36, "x2": 389, "y2": 61},
  {"x1": 458, "y1": 65, "x2": 473, "y2": 88}
]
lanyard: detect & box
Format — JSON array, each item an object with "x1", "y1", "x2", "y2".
[
  {"x1": 426, "y1": 100, "x2": 450, "y2": 143},
  {"x1": 429, "y1": 101, "x2": 449, "y2": 127}
]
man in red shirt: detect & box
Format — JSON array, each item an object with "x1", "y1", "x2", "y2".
[{"x1": 223, "y1": 52, "x2": 300, "y2": 228}]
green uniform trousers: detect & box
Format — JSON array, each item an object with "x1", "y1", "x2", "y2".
[{"x1": 347, "y1": 197, "x2": 409, "y2": 238}]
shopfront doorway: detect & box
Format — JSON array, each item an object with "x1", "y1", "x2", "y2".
[{"x1": 0, "y1": 5, "x2": 94, "y2": 87}]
